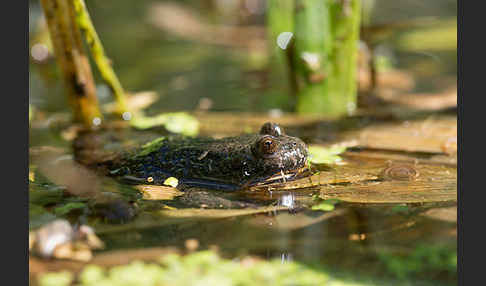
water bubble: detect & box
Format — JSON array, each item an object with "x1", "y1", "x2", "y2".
[
  {"x1": 277, "y1": 32, "x2": 293, "y2": 50},
  {"x1": 92, "y1": 117, "x2": 102, "y2": 126},
  {"x1": 122, "y1": 112, "x2": 132, "y2": 121},
  {"x1": 31, "y1": 43, "x2": 49, "y2": 62}
]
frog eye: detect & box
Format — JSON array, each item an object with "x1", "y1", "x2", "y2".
[
  {"x1": 258, "y1": 136, "x2": 278, "y2": 156},
  {"x1": 260, "y1": 122, "x2": 284, "y2": 137}
]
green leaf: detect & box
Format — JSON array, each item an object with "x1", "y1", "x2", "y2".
[
  {"x1": 130, "y1": 112, "x2": 199, "y2": 136},
  {"x1": 307, "y1": 145, "x2": 347, "y2": 165}
]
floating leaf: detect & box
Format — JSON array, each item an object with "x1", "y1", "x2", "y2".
[
  {"x1": 163, "y1": 113, "x2": 199, "y2": 136},
  {"x1": 130, "y1": 112, "x2": 199, "y2": 136},
  {"x1": 308, "y1": 145, "x2": 347, "y2": 165},
  {"x1": 103, "y1": 91, "x2": 159, "y2": 113}
]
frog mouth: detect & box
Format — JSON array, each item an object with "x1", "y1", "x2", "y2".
[{"x1": 241, "y1": 166, "x2": 312, "y2": 189}]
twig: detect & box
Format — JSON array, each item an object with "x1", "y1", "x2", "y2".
[{"x1": 39, "y1": 0, "x2": 103, "y2": 126}]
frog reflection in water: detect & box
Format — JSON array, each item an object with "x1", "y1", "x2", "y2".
[{"x1": 106, "y1": 122, "x2": 308, "y2": 190}]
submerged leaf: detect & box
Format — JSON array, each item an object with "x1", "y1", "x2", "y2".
[
  {"x1": 391, "y1": 205, "x2": 410, "y2": 214},
  {"x1": 312, "y1": 203, "x2": 335, "y2": 211},
  {"x1": 312, "y1": 199, "x2": 341, "y2": 212}
]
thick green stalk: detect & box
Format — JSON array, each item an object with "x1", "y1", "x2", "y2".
[
  {"x1": 73, "y1": 0, "x2": 128, "y2": 114},
  {"x1": 329, "y1": 0, "x2": 362, "y2": 113},
  {"x1": 292, "y1": 0, "x2": 361, "y2": 116},
  {"x1": 293, "y1": 0, "x2": 333, "y2": 114},
  {"x1": 266, "y1": 0, "x2": 297, "y2": 105},
  {"x1": 267, "y1": 0, "x2": 294, "y2": 41}
]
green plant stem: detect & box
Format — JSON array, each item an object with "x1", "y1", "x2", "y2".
[
  {"x1": 277, "y1": 0, "x2": 361, "y2": 117},
  {"x1": 73, "y1": 0, "x2": 128, "y2": 115}
]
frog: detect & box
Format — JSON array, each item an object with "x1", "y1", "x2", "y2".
[{"x1": 75, "y1": 122, "x2": 308, "y2": 191}]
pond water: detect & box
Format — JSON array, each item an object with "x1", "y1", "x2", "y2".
[{"x1": 29, "y1": 0, "x2": 457, "y2": 285}]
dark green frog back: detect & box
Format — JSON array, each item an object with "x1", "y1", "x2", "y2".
[{"x1": 79, "y1": 122, "x2": 308, "y2": 191}]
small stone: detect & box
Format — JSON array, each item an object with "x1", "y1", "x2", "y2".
[{"x1": 163, "y1": 177, "x2": 179, "y2": 187}]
